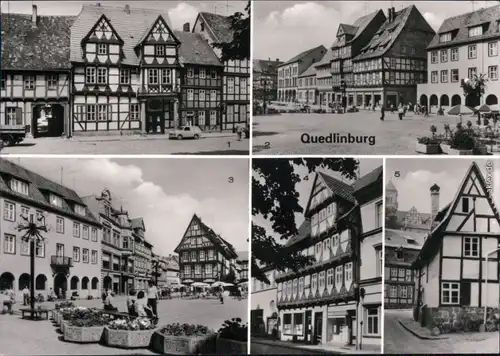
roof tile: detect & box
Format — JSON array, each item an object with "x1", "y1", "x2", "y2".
[{"x1": 199, "y1": 12, "x2": 233, "y2": 43}]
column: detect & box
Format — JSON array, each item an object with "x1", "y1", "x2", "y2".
[
  {"x1": 140, "y1": 100, "x2": 146, "y2": 134},
  {"x1": 64, "y1": 102, "x2": 71, "y2": 138},
  {"x1": 371, "y1": 94, "x2": 375, "y2": 108},
  {"x1": 173, "y1": 100, "x2": 179, "y2": 128}
]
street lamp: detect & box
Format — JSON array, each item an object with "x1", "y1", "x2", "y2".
[
  {"x1": 483, "y1": 245, "x2": 500, "y2": 328},
  {"x1": 150, "y1": 258, "x2": 167, "y2": 286},
  {"x1": 17, "y1": 212, "x2": 48, "y2": 313}
]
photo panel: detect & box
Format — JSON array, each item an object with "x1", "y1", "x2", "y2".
[
  {"x1": 251, "y1": 157, "x2": 383, "y2": 354},
  {"x1": 252, "y1": 0, "x2": 499, "y2": 156},
  {"x1": 384, "y1": 157, "x2": 500, "y2": 354},
  {"x1": 0, "y1": 156, "x2": 249, "y2": 355}
]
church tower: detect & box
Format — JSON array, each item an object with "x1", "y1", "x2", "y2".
[{"x1": 386, "y1": 180, "x2": 398, "y2": 213}]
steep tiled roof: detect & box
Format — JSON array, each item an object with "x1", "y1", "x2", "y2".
[
  {"x1": 280, "y1": 45, "x2": 327, "y2": 66},
  {"x1": 253, "y1": 59, "x2": 282, "y2": 74},
  {"x1": 0, "y1": 159, "x2": 100, "y2": 226},
  {"x1": 285, "y1": 219, "x2": 311, "y2": 247},
  {"x1": 352, "y1": 166, "x2": 383, "y2": 192},
  {"x1": 331, "y1": 10, "x2": 382, "y2": 48},
  {"x1": 427, "y1": 4, "x2": 500, "y2": 49},
  {"x1": 298, "y1": 62, "x2": 317, "y2": 78},
  {"x1": 318, "y1": 171, "x2": 356, "y2": 203},
  {"x1": 385, "y1": 229, "x2": 423, "y2": 249},
  {"x1": 314, "y1": 47, "x2": 334, "y2": 70},
  {"x1": 194, "y1": 215, "x2": 238, "y2": 258},
  {"x1": 339, "y1": 24, "x2": 358, "y2": 36},
  {"x1": 199, "y1": 12, "x2": 233, "y2": 43},
  {"x1": 70, "y1": 5, "x2": 173, "y2": 66},
  {"x1": 174, "y1": 30, "x2": 222, "y2": 66},
  {"x1": 1, "y1": 13, "x2": 75, "y2": 70},
  {"x1": 131, "y1": 217, "x2": 145, "y2": 230}
]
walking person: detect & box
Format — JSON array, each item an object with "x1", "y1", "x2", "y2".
[
  {"x1": 147, "y1": 281, "x2": 159, "y2": 323},
  {"x1": 127, "y1": 290, "x2": 138, "y2": 317},
  {"x1": 22, "y1": 286, "x2": 29, "y2": 306},
  {"x1": 219, "y1": 285, "x2": 224, "y2": 304},
  {"x1": 424, "y1": 105, "x2": 429, "y2": 117},
  {"x1": 236, "y1": 124, "x2": 243, "y2": 141},
  {"x1": 398, "y1": 106, "x2": 404, "y2": 120},
  {"x1": 380, "y1": 105, "x2": 385, "y2": 121}
]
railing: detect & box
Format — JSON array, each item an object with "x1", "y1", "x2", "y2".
[{"x1": 50, "y1": 255, "x2": 73, "y2": 267}]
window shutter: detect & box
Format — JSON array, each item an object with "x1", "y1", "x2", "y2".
[
  {"x1": 15, "y1": 108, "x2": 23, "y2": 125},
  {"x1": 460, "y1": 282, "x2": 471, "y2": 306}
]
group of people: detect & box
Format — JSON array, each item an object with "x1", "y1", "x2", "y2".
[
  {"x1": 0, "y1": 287, "x2": 16, "y2": 314},
  {"x1": 380, "y1": 102, "x2": 430, "y2": 121}
]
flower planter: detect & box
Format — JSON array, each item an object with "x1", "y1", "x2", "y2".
[
  {"x1": 448, "y1": 148, "x2": 474, "y2": 155},
  {"x1": 216, "y1": 336, "x2": 247, "y2": 354},
  {"x1": 415, "y1": 142, "x2": 441, "y2": 154},
  {"x1": 440, "y1": 143, "x2": 452, "y2": 155},
  {"x1": 63, "y1": 325, "x2": 105, "y2": 343},
  {"x1": 61, "y1": 321, "x2": 68, "y2": 334},
  {"x1": 53, "y1": 311, "x2": 60, "y2": 325},
  {"x1": 103, "y1": 327, "x2": 157, "y2": 349},
  {"x1": 151, "y1": 331, "x2": 217, "y2": 355}
]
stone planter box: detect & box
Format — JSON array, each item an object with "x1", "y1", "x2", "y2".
[
  {"x1": 440, "y1": 143, "x2": 451, "y2": 154},
  {"x1": 53, "y1": 311, "x2": 60, "y2": 324},
  {"x1": 103, "y1": 327, "x2": 157, "y2": 349},
  {"x1": 61, "y1": 321, "x2": 68, "y2": 334},
  {"x1": 63, "y1": 325, "x2": 105, "y2": 343},
  {"x1": 474, "y1": 145, "x2": 488, "y2": 155},
  {"x1": 416, "y1": 142, "x2": 441, "y2": 154},
  {"x1": 448, "y1": 148, "x2": 474, "y2": 155},
  {"x1": 216, "y1": 336, "x2": 247, "y2": 354},
  {"x1": 151, "y1": 331, "x2": 217, "y2": 355}
]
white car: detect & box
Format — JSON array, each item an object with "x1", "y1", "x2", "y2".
[
  {"x1": 168, "y1": 126, "x2": 202, "y2": 140},
  {"x1": 37, "y1": 117, "x2": 49, "y2": 134}
]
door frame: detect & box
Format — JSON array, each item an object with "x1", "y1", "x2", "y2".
[
  {"x1": 305, "y1": 310, "x2": 312, "y2": 344},
  {"x1": 314, "y1": 311, "x2": 323, "y2": 345}
]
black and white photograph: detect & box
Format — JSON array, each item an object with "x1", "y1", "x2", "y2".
[
  {"x1": 0, "y1": 0, "x2": 250, "y2": 155},
  {"x1": 252, "y1": 1, "x2": 500, "y2": 155},
  {"x1": 0, "y1": 157, "x2": 249, "y2": 354},
  {"x1": 251, "y1": 158, "x2": 383, "y2": 354},
  {"x1": 384, "y1": 157, "x2": 500, "y2": 354}
]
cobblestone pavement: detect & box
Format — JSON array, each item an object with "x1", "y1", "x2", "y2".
[
  {"x1": 252, "y1": 111, "x2": 461, "y2": 155},
  {"x1": 384, "y1": 309, "x2": 499, "y2": 354},
  {"x1": 0, "y1": 135, "x2": 249, "y2": 155},
  {"x1": 0, "y1": 296, "x2": 247, "y2": 355}
]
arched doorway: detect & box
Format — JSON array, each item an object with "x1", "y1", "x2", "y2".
[
  {"x1": 91, "y1": 277, "x2": 99, "y2": 290},
  {"x1": 54, "y1": 274, "x2": 67, "y2": 295},
  {"x1": 430, "y1": 95, "x2": 438, "y2": 107},
  {"x1": 465, "y1": 95, "x2": 480, "y2": 107},
  {"x1": 35, "y1": 274, "x2": 47, "y2": 290},
  {"x1": 103, "y1": 276, "x2": 112, "y2": 290},
  {"x1": 19, "y1": 273, "x2": 30, "y2": 290},
  {"x1": 451, "y1": 95, "x2": 461, "y2": 106},
  {"x1": 82, "y1": 277, "x2": 89, "y2": 290},
  {"x1": 0, "y1": 272, "x2": 15, "y2": 290},
  {"x1": 70, "y1": 276, "x2": 79, "y2": 290},
  {"x1": 440, "y1": 94, "x2": 450, "y2": 107},
  {"x1": 419, "y1": 94, "x2": 428, "y2": 107},
  {"x1": 32, "y1": 104, "x2": 65, "y2": 138},
  {"x1": 486, "y1": 94, "x2": 498, "y2": 105}
]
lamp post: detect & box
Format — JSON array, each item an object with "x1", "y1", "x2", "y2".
[
  {"x1": 150, "y1": 258, "x2": 167, "y2": 286},
  {"x1": 353, "y1": 284, "x2": 366, "y2": 350},
  {"x1": 483, "y1": 245, "x2": 500, "y2": 328},
  {"x1": 17, "y1": 212, "x2": 47, "y2": 313}
]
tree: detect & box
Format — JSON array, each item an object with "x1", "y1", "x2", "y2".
[
  {"x1": 252, "y1": 158, "x2": 359, "y2": 282},
  {"x1": 222, "y1": 268, "x2": 237, "y2": 284},
  {"x1": 212, "y1": 1, "x2": 250, "y2": 62}
]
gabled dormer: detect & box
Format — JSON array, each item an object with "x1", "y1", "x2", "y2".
[
  {"x1": 136, "y1": 15, "x2": 180, "y2": 67},
  {"x1": 81, "y1": 14, "x2": 124, "y2": 64}
]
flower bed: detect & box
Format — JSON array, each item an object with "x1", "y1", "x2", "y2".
[
  {"x1": 151, "y1": 323, "x2": 216, "y2": 355},
  {"x1": 216, "y1": 318, "x2": 248, "y2": 354},
  {"x1": 63, "y1": 313, "x2": 113, "y2": 343},
  {"x1": 103, "y1": 318, "x2": 157, "y2": 349}
]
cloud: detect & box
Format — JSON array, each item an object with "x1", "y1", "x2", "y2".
[{"x1": 168, "y1": 2, "x2": 199, "y2": 30}]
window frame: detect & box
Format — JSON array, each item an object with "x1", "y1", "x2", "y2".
[
  {"x1": 463, "y1": 236, "x2": 479, "y2": 257},
  {"x1": 441, "y1": 282, "x2": 460, "y2": 305}
]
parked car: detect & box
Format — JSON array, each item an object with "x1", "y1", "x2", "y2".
[
  {"x1": 37, "y1": 116, "x2": 49, "y2": 134},
  {"x1": 168, "y1": 126, "x2": 202, "y2": 140}
]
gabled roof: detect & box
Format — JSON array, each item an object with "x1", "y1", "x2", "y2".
[
  {"x1": 318, "y1": 172, "x2": 356, "y2": 203},
  {"x1": 314, "y1": 47, "x2": 334, "y2": 70},
  {"x1": 0, "y1": 159, "x2": 100, "y2": 226},
  {"x1": 131, "y1": 217, "x2": 145, "y2": 231},
  {"x1": 298, "y1": 62, "x2": 317, "y2": 78},
  {"x1": 174, "y1": 30, "x2": 222, "y2": 66},
  {"x1": 331, "y1": 10, "x2": 383, "y2": 48},
  {"x1": 1, "y1": 13, "x2": 75, "y2": 70},
  {"x1": 385, "y1": 229, "x2": 423, "y2": 250},
  {"x1": 198, "y1": 12, "x2": 233, "y2": 43},
  {"x1": 135, "y1": 15, "x2": 179, "y2": 47},
  {"x1": 386, "y1": 180, "x2": 397, "y2": 191},
  {"x1": 279, "y1": 45, "x2": 327, "y2": 67},
  {"x1": 253, "y1": 59, "x2": 283, "y2": 74},
  {"x1": 285, "y1": 219, "x2": 312, "y2": 247},
  {"x1": 353, "y1": 166, "x2": 383, "y2": 192},
  {"x1": 338, "y1": 24, "x2": 358, "y2": 36},
  {"x1": 427, "y1": 4, "x2": 500, "y2": 49},
  {"x1": 70, "y1": 4, "x2": 173, "y2": 66}
]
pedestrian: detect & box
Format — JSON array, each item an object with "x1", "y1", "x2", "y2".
[
  {"x1": 424, "y1": 106, "x2": 429, "y2": 117},
  {"x1": 147, "y1": 281, "x2": 159, "y2": 323},
  {"x1": 403, "y1": 104, "x2": 407, "y2": 116},
  {"x1": 22, "y1": 286, "x2": 29, "y2": 306},
  {"x1": 103, "y1": 290, "x2": 118, "y2": 311},
  {"x1": 127, "y1": 290, "x2": 138, "y2": 317},
  {"x1": 5, "y1": 286, "x2": 15, "y2": 314},
  {"x1": 236, "y1": 124, "x2": 243, "y2": 141},
  {"x1": 398, "y1": 106, "x2": 404, "y2": 120},
  {"x1": 380, "y1": 105, "x2": 385, "y2": 121},
  {"x1": 102, "y1": 289, "x2": 107, "y2": 303},
  {"x1": 135, "y1": 291, "x2": 155, "y2": 319},
  {"x1": 219, "y1": 285, "x2": 224, "y2": 304}
]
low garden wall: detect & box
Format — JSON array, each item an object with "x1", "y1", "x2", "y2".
[{"x1": 422, "y1": 306, "x2": 500, "y2": 333}]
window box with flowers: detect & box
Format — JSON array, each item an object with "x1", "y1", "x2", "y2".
[
  {"x1": 103, "y1": 318, "x2": 158, "y2": 348},
  {"x1": 151, "y1": 323, "x2": 216, "y2": 354},
  {"x1": 216, "y1": 318, "x2": 248, "y2": 354},
  {"x1": 416, "y1": 125, "x2": 441, "y2": 154}
]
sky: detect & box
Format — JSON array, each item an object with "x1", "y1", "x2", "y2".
[
  {"x1": 386, "y1": 158, "x2": 500, "y2": 214},
  {"x1": 7, "y1": 157, "x2": 250, "y2": 257},
  {"x1": 253, "y1": 0, "x2": 496, "y2": 60},
  {"x1": 253, "y1": 158, "x2": 383, "y2": 243},
  {"x1": 0, "y1": 0, "x2": 247, "y2": 30}
]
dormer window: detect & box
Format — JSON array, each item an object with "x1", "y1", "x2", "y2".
[
  {"x1": 74, "y1": 204, "x2": 86, "y2": 216},
  {"x1": 468, "y1": 25, "x2": 483, "y2": 37},
  {"x1": 10, "y1": 178, "x2": 29, "y2": 195},
  {"x1": 50, "y1": 193, "x2": 63, "y2": 207},
  {"x1": 155, "y1": 45, "x2": 165, "y2": 56},
  {"x1": 439, "y1": 32, "x2": 452, "y2": 43},
  {"x1": 97, "y1": 44, "x2": 107, "y2": 55},
  {"x1": 187, "y1": 69, "x2": 194, "y2": 78}
]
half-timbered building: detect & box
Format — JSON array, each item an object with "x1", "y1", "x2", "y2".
[
  {"x1": 131, "y1": 218, "x2": 153, "y2": 292},
  {"x1": 276, "y1": 167, "x2": 382, "y2": 348},
  {"x1": 192, "y1": 12, "x2": 251, "y2": 130},
  {"x1": 175, "y1": 214, "x2": 238, "y2": 285},
  {"x1": 413, "y1": 162, "x2": 500, "y2": 328},
  {"x1": 351, "y1": 5, "x2": 435, "y2": 109},
  {"x1": 1, "y1": 6, "x2": 74, "y2": 138}
]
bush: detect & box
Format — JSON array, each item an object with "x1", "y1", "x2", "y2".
[
  {"x1": 450, "y1": 129, "x2": 475, "y2": 150},
  {"x1": 417, "y1": 136, "x2": 440, "y2": 145},
  {"x1": 160, "y1": 323, "x2": 212, "y2": 337},
  {"x1": 218, "y1": 318, "x2": 247, "y2": 342}
]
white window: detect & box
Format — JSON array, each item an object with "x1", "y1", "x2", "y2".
[
  {"x1": 199, "y1": 68, "x2": 206, "y2": 79},
  {"x1": 97, "y1": 68, "x2": 107, "y2": 84},
  {"x1": 82, "y1": 248, "x2": 89, "y2": 263},
  {"x1": 3, "y1": 234, "x2": 15, "y2": 254},
  {"x1": 468, "y1": 67, "x2": 477, "y2": 79},
  {"x1": 205, "y1": 264, "x2": 212, "y2": 274},
  {"x1": 227, "y1": 77, "x2": 234, "y2": 94},
  {"x1": 318, "y1": 271, "x2": 325, "y2": 289},
  {"x1": 210, "y1": 90, "x2": 217, "y2": 101},
  {"x1": 35, "y1": 241, "x2": 44, "y2": 257},
  {"x1": 316, "y1": 242, "x2": 322, "y2": 254},
  {"x1": 210, "y1": 111, "x2": 217, "y2": 125},
  {"x1": 155, "y1": 45, "x2": 165, "y2": 56},
  {"x1": 366, "y1": 308, "x2": 379, "y2": 335},
  {"x1": 130, "y1": 104, "x2": 140, "y2": 120},
  {"x1": 195, "y1": 264, "x2": 201, "y2": 274},
  {"x1": 187, "y1": 68, "x2": 194, "y2": 78},
  {"x1": 464, "y1": 236, "x2": 479, "y2": 257},
  {"x1": 73, "y1": 222, "x2": 80, "y2": 238},
  {"x1": 451, "y1": 48, "x2": 459, "y2": 61},
  {"x1": 327, "y1": 269, "x2": 333, "y2": 286},
  {"x1": 97, "y1": 104, "x2": 108, "y2": 121},
  {"x1": 10, "y1": 179, "x2": 28, "y2": 195},
  {"x1": 451, "y1": 69, "x2": 459, "y2": 82},
  {"x1": 488, "y1": 66, "x2": 498, "y2": 80},
  {"x1": 73, "y1": 247, "x2": 80, "y2": 262},
  {"x1": 6, "y1": 108, "x2": 18, "y2": 126},
  {"x1": 400, "y1": 285, "x2": 408, "y2": 298},
  {"x1": 47, "y1": 75, "x2": 58, "y2": 89},
  {"x1": 344, "y1": 262, "x2": 353, "y2": 284},
  {"x1": 311, "y1": 274, "x2": 317, "y2": 290},
  {"x1": 148, "y1": 69, "x2": 159, "y2": 85},
  {"x1": 390, "y1": 285, "x2": 397, "y2": 297},
  {"x1": 91, "y1": 250, "x2": 98, "y2": 264},
  {"x1": 335, "y1": 266, "x2": 343, "y2": 286},
  {"x1": 441, "y1": 70, "x2": 448, "y2": 83},
  {"x1": 4, "y1": 201, "x2": 15, "y2": 221},
  {"x1": 86, "y1": 105, "x2": 96, "y2": 121},
  {"x1": 161, "y1": 69, "x2": 171, "y2": 84},
  {"x1": 468, "y1": 25, "x2": 483, "y2": 37},
  {"x1": 441, "y1": 282, "x2": 460, "y2": 304},
  {"x1": 199, "y1": 89, "x2": 205, "y2": 101},
  {"x1": 82, "y1": 226, "x2": 89, "y2": 240},
  {"x1": 431, "y1": 71, "x2": 438, "y2": 83},
  {"x1": 431, "y1": 51, "x2": 438, "y2": 63},
  {"x1": 440, "y1": 49, "x2": 448, "y2": 62},
  {"x1": 439, "y1": 32, "x2": 451, "y2": 43},
  {"x1": 198, "y1": 111, "x2": 205, "y2": 126},
  {"x1": 211, "y1": 70, "x2": 217, "y2": 79},
  {"x1": 488, "y1": 42, "x2": 498, "y2": 57},
  {"x1": 187, "y1": 89, "x2": 194, "y2": 101},
  {"x1": 74, "y1": 204, "x2": 86, "y2": 216},
  {"x1": 120, "y1": 69, "x2": 130, "y2": 84},
  {"x1": 49, "y1": 193, "x2": 63, "y2": 207},
  {"x1": 97, "y1": 43, "x2": 107, "y2": 55},
  {"x1": 24, "y1": 76, "x2": 34, "y2": 90},
  {"x1": 56, "y1": 217, "x2": 64, "y2": 233},
  {"x1": 468, "y1": 45, "x2": 477, "y2": 59},
  {"x1": 240, "y1": 78, "x2": 247, "y2": 94},
  {"x1": 86, "y1": 67, "x2": 96, "y2": 83}
]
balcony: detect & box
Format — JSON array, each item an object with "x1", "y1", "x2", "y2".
[{"x1": 50, "y1": 256, "x2": 73, "y2": 267}]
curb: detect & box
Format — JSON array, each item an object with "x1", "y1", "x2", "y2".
[
  {"x1": 70, "y1": 134, "x2": 236, "y2": 143},
  {"x1": 397, "y1": 319, "x2": 448, "y2": 340},
  {"x1": 251, "y1": 339, "x2": 345, "y2": 354}
]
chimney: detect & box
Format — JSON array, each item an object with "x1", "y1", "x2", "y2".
[
  {"x1": 276, "y1": 58, "x2": 279, "y2": 62},
  {"x1": 430, "y1": 184, "x2": 440, "y2": 229},
  {"x1": 183, "y1": 22, "x2": 190, "y2": 32},
  {"x1": 387, "y1": 8, "x2": 392, "y2": 22},
  {"x1": 125, "y1": 5, "x2": 130, "y2": 15},
  {"x1": 391, "y1": 7, "x2": 396, "y2": 21},
  {"x1": 32, "y1": 5, "x2": 38, "y2": 28}
]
